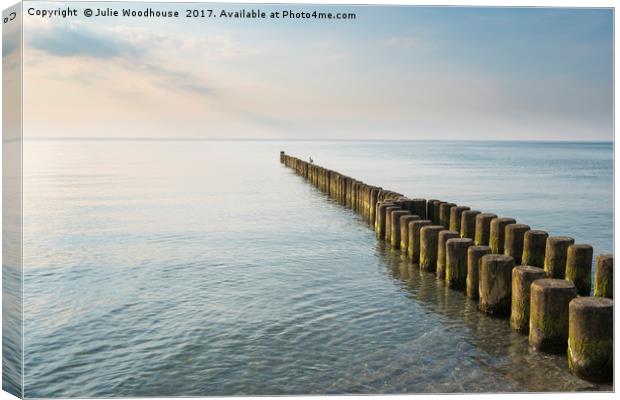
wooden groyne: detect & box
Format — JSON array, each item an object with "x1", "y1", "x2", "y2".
[{"x1": 280, "y1": 151, "x2": 613, "y2": 384}]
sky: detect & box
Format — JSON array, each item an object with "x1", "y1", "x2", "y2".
[{"x1": 16, "y1": 2, "x2": 614, "y2": 140}]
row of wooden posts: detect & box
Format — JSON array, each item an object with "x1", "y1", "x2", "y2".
[{"x1": 281, "y1": 151, "x2": 613, "y2": 384}]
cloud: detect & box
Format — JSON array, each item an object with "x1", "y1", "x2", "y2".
[
  {"x1": 29, "y1": 24, "x2": 140, "y2": 58},
  {"x1": 385, "y1": 36, "x2": 418, "y2": 49},
  {"x1": 137, "y1": 62, "x2": 214, "y2": 96},
  {"x1": 107, "y1": 26, "x2": 267, "y2": 60}
]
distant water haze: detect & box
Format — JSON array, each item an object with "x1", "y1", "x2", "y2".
[{"x1": 20, "y1": 140, "x2": 612, "y2": 396}]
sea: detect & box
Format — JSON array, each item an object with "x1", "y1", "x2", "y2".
[{"x1": 17, "y1": 140, "x2": 613, "y2": 397}]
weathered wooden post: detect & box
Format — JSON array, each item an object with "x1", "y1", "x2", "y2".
[
  {"x1": 385, "y1": 206, "x2": 402, "y2": 242},
  {"x1": 420, "y1": 225, "x2": 445, "y2": 272},
  {"x1": 544, "y1": 236, "x2": 575, "y2": 278},
  {"x1": 489, "y1": 217, "x2": 516, "y2": 254},
  {"x1": 466, "y1": 245, "x2": 491, "y2": 300},
  {"x1": 369, "y1": 188, "x2": 380, "y2": 225},
  {"x1": 474, "y1": 213, "x2": 497, "y2": 246},
  {"x1": 433, "y1": 201, "x2": 445, "y2": 225},
  {"x1": 280, "y1": 151, "x2": 285, "y2": 163},
  {"x1": 350, "y1": 180, "x2": 358, "y2": 209},
  {"x1": 445, "y1": 238, "x2": 473, "y2": 289},
  {"x1": 376, "y1": 202, "x2": 396, "y2": 240},
  {"x1": 437, "y1": 230, "x2": 460, "y2": 279},
  {"x1": 449, "y1": 206, "x2": 470, "y2": 233},
  {"x1": 399, "y1": 199, "x2": 415, "y2": 215},
  {"x1": 345, "y1": 176, "x2": 352, "y2": 206},
  {"x1": 408, "y1": 220, "x2": 432, "y2": 263},
  {"x1": 460, "y1": 210, "x2": 480, "y2": 239},
  {"x1": 529, "y1": 279, "x2": 577, "y2": 353},
  {"x1": 427, "y1": 200, "x2": 439, "y2": 224},
  {"x1": 522, "y1": 230, "x2": 548, "y2": 268},
  {"x1": 400, "y1": 215, "x2": 420, "y2": 253},
  {"x1": 411, "y1": 198, "x2": 427, "y2": 220},
  {"x1": 439, "y1": 202, "x2": 455, "y2": 229},
  {"x1": 565, "y1": 244, "x2": 593, "y2": 296},
  {"x1": 479, "y1": 254, "x2": 514, "y2": 317},
  {"x1": 568, "y1": 296, "x2": 613, "y2": 383},
  {"x1": 504, "y1": 223, "x2": 530, "y2": 265},
  {"x1": 509, "y1": 266, "x2": 546, "y2": 333},
  {"x1": 390, "y1": 210, "x2": 412, "y2": 249},
  {"x1": 594, "y1": 254, "x2": 613, "y2": 299}
]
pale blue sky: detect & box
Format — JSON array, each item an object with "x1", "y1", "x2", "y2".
[{"x1": 20, "y1": 3, "x2": 613, "y2": 140}]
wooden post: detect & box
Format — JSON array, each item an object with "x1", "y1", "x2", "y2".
[
  {"x1": 544, "y1": 236, "x2": 575, "y2": 279},
  {"x1": 504, "y1": 223, "x2": 530, "y2": 265},
  {"x1": 529, "y1": 279, "x2": 577, "y2": 353},
  {"x1": 479, "y1": 254, "x2": 514, "y2": 317},
  {"x1": 445, "y1": 238, "x2": 473, "y2": 289},
  {"x1": 565, "y1": 244, "x2": 593, "y2": 296},
  {"x1": 474, "y1": 213, "x2": 497, "y2": 246},
  {"x1": 489, "y1": 217, "x2": 516, "y2": 254},
  {"x1": 466, "y1": 245, "x2": 491, "y2": 300},
  {"x1": 420, "y1": 225, "x2": 446, "y2": 272},
  {"x1": 522, "y1": 230, "x2": 549, "y2": 268},
  {"x1": 568, "y1": 297, "x2": 613, "y2": 383},
  {"x1": 510, "y1": 266, "x2": 546, "y2": 333},
  {"x1": 594, "y1": 254, "x2": 613, "y2": 299}
]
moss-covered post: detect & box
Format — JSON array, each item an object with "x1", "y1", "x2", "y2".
[
  {"x1": 594, "y1": 254, "x2": 613, "y2": 299},
  {"x1": 478, "y1": 254, "x2": 514, "y2": 317},
  {"x1": 437, "y1": 230, "x2": 460, "y2": 279},
  {"x1": 563, "y1": 244, "x2": 593, "y2": 297},
  {"x1": 369, "y1": 188, "x2": 380, "y2": 226},
  {"x1": 344, "y1": 177, "x2": 352, "y2": 207},
  {"x1": 446, "y1": 238, "x2": 473, "y2": 289},
  {"x1": 466, "y1": 245, "x2": 491, "y2": 300},
  {"x1": 568, "y1": 297, "x2": 613, "y2": 383},
  {"x1": 419, "y1": 225, "x2": 445, "y2": 272},
  {"x1": 489, "y1": 217, "x2": 516, "y2": 254},
  {"x1": 349, "y1": 180, "x2": 356, "y2": 206},
  {"x1": 408, "y1": 220, "x2": 432, "y2": 263},
  {"x1": 439, "y1": 202, "x2": 456, "y2": 229},
  {"x1": 433, "y1": 201, "x2": 445, "y2": 225},
  {"x1": 376, "y1": 202, "x2": 396, "y2": 240},
  {"x1": 400, "y1": 215, "x2": 420, "y2": 253},
  {"x1": 356, "y1": 183, "x2": 365, "y2": 213},
  {"x1": 522, "y1": 230, "x2": 548, "y2": 268},
  {"x1": 342, "y1": 177, "x2": 349, "y2": 205},
  {"x1": 390, "y1": 210, "x2": 412, "y2": 249},
  {"x1": 544, "y1": 236, "x2": 575, "y2": 279},
  {"x1": 474, "y1": 213, "x2": 497, "y2": 246},
  {"x1": 460, "y1": 210, "x2": 480, "y2": 239},
  {"x1": 504, "y1": 224, "x2": 530, "y2": 265},
  {"x1": 385, "y1": 206, "x2": 402, "y2": 242},
  {"x1": 412, "y1": 198, "x2": 427, "y2": 220},
  {"x1": 529, "y1": 278, "x2": 577, "y2": 353},
  {"x1": 449, "y1": 206, "x2": 470, "y2": 233},
  {"x1": 399, "y1": 199, "x2": 415, "y2": 215},
  {"x1": 510, "y1": 266, "x2": 546, "y2": 333},
  {"x1": 363, "y1": 185, "x2": 372, "y2": 220},
  {"x1": 427, "y1": 200, "x2": 439, "y2": 224}
]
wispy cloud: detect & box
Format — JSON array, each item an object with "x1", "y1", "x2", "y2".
[
  {"x1": 385, "y1": 36, "x2": 418, "y2": 49},
  {"x1": 29, "y1": 24, "x2": 140, "y2": 59}
]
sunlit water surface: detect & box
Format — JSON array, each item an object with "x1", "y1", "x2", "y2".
[{"x1": 22, "y1": 140, "x2": 612, "y2": 397}]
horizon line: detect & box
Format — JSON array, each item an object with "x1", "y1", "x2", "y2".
[{"x1": 20, "y1": 137, "x2": 614, "y2": 143}]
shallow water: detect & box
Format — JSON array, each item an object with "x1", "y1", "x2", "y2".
[{"x1": 20, "y1": 140, "x2": 612, "y2": 397}]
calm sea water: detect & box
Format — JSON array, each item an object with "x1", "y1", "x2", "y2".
[{"x1": 21, "y1": 140, "x2": 612, "y2": 397}]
